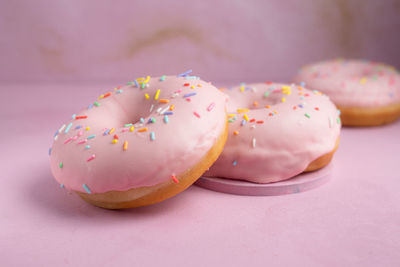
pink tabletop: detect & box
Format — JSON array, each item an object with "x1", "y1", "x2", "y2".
[{"x1": 1, "y1": 83, "x2": 400, "y2": 267}]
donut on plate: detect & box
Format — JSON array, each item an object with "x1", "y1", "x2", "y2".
[
  {"x1": 50, "y1": 72, "x2": 228, "y2": 209},
  {"x1": 293, "y1": 59, "x2": 400, "y2": 126},
  {"x1": 204, "y1": 82, "x2": 341, "y2": 184}
]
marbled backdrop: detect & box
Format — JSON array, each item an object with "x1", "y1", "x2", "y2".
[{"x1": 1, "y1": 0, "x2": 400, "y2": 84}]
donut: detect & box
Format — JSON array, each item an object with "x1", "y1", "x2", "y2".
[
  {"x1": 293, "y1": 59, "x2": 400, "y2": 126},
  {"x1": 49, "y1": 72, "x2": 228, "y2": 209},
  {"x1": 204, "y1": 82, "x2": 341, "y2": 183}
]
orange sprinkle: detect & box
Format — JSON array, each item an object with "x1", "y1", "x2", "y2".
[
  {"x1": 123, "y1": 141, "x2": 128, "y2": 151},
  {"x1": 253, "y1": 101, "x2": 259, "y2": 107},
  {"x1": 138, "y1": 128, "x2": 148, "y2": 132},
  {"x1": 109, "y1": 128, "x2": 115, "y2": 134},
  {"x1": 197, "y1": 84, "x2": 202, "y2": 87},
  {"x1": 265, "y1": 105, "x2": 271, "y2": 109},
  {"x1": 104, "y1": 92, "x2": 112, "y2": 98},
  {"x1": 298, "y1": 86, "x2": 303, "y2": 90},
  {"x1": 233, "y1": 131, "x2": 239, "y2": 135},
  {"x1": 159, "y1": 99, "x2": 169, "y2": 103},
  {"x1": 169, "y1": 105, "x2": 175, "y2": 111}
]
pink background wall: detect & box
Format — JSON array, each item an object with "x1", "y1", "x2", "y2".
[{"x1": 1, "y1": 0, "x2": 400, "y2": 84}]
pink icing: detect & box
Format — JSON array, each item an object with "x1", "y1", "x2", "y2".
[
  {"x1": 205, "y1": 83, "x2": 341, "y2": 183},
  {"x1": 50, "y1": 75, "x2": 227, "y2": 193},
  {"x1": 293, "y1": 59, "x2": 400, "y2": 107}
]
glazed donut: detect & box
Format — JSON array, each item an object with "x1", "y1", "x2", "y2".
[
  {"x1": 293, "y1": 59, "x2": 400, "y2": 126},
  {"x1": 50, "y1": 72, "x2": 228, "y2": 209},
  {"x1": 204, "y1": 82, "x2": 341, "y2": 183}
]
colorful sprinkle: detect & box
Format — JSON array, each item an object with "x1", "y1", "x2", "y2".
[
  {"x1": 87, "y1": 135, "x2": 96, "y2": 139},
  {"x1": 241, "y1": 119, "x2": 247, "y2": 126},
  {"x1": 160, "y1": 75, "x2": 166, "y2": 81},
  {"x1": 77, "y1": 139, "x2": 87, "y2": 144},
  {"x1": 264, "y1": 91, "x2": 270, "y2": 97},
  {"x1": 138, "y1": 128, "x2": 148, "y2": 132},
  {"x1": 85, "y1": 145, "x2": 90, "y2": 149},
  {"x1": 82, "y1": 184, "x2": 91, "y2": 194},
  {"x1": 154, "y1": 89, "x2": 161, "y2": 100},
  {"x1": 75, "y1": 125, "x2": 82, "y2": 130},
  {"x1": 207, "y1": 103, "x2": 215, "y2": 111},
  {"x1": 183, "y1": 92, "x2": 197, "y2": 98},
  {"x1": 243, "y1": 114, "x2": 249, "y2": 121},
  {"x1": 163, "y1": 111, "x2": 174, "y2": 115},
  {"x1": 145, "y1": 93, "x2": 150, "y2": 99},
  {"x1": 304, "y1": 113, "x2": 311, "y2": 118},
  {"x1": 150, "y1": 132, "x2": 156, "y2": 141},
  {"x1": 60, "y1": 184, "x2": 64, "y2": 189},
  {"x1": 48, "y1": 148, "x2": 52, "y2": 155},
  {"x1": 233, "y1": 131, "x2": 239, "y2": 135},
  {"x1": 177, "y1": 70, "x2": 192, "y2": 77},
  {"x1": 164, "y1": 115, "x2": 169, "y2": 124},
  {"x1": 59, "y1": 162, "x2": 63, "y2": 168},
  {"x1": 87, "y1": 154, "x2": 96, "y2": 162},
  {"x1": 193, "y1": 112, "x2": 201, "y2": 118},
  {"x1": 64, "y1": 123, "x2": 73, "y2": 134},
  {"x1": 64, "y1": 137, "x2": 73, "y2": 144},
  {"x1": 237, "y1": 109, "x2": 249, "y2": 113},
  {"x1": 159, "y1": 99, "x2": 169, "y2": 103},
  {"x1": 233, "y1": 160, "x2": 238, "y2": 166},
  {"x1": 109, "y1": 128, "x2": 115, "y2": 134},
  {"x1": 130, "y1": 126, "x2": 135, "y2": 132},
  {"x1": 170, "y1": 105, "x2": 175, "y2": 111},
  {"x1": 93, "y1": 102, "x2": 100, "y2": 107},
  {"x1": 171, "y1": 175, "x2": 179, "y2": 183},
  {"x1": 123, "y1": 141, "x2": 128, "y2": 151},
  {"x1": 252, "y1": 138, "x2": 256, "y2": 148}
]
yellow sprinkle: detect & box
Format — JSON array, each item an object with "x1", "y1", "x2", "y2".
[
  {"x1": 112, "y1": 139, "x2": 118, "y2": 144},
  {"x1": 243, "y1": 114, "x2": 249, "y2": 121},
  {"x1": 240, "y1": 85, "x2": 245, "y2": 92},
  {"x1": 233, "y1": 131, "x2": 239, "y2": 135},
  {"x1": 136, "y1": 77, "x2": 145, "y2": 82},
  {"x1": 190, "y1": 85, "x2": 195, "y2": 89},
  {"x1": 170, "y1": 105, "x2": 175, "y2": 111},
  {"x1": 138, "y1": 128, "x2": 148, "y2": 132},
  {"x1": 130, "y1": 126, "x2": 134, "y2": 132},
  {"x1": 109, "y1": 128, "x2": 115, "y2": 134},
  {"x1": 143, "y1": 75, "x2": 150, "y2": 83},
  {"x1": 154, "y1": 89, "x2": 160, "y2": 100},
  {"x1": 281, "y1": 97, "x2": 286, "y2": 103},
  {"x1": 360, "y1": 77, "x2": 368, "y2": 84},
  {"x1": 85, "y1": 127, "x2": 90, "y2": 131},
  {"x1": 228, "y1": 114, "x2": 236, "y2": 118},
  {"x1": 159, "y1": 99, "x2": 169, "y2": 103},
  {"x1": 123, "y1": 141, "x2": 128, "y2": 151},
  {"x1": 98, "y1": 94, "x2": 104, "y2": 99},
  {"x1": 265, "y1": 105, "x2": 271, "y2": 109},
  {"x1": 282, "y1": 86, "x2": 291, "y2": 95},
  {"x1": 237, "y1": 109, "x2": 249, "y2": 113},
  {"x1": 145, "y1": 93, "x2": 150, "y2": 99}
]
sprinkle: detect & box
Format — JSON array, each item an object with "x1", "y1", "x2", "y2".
[
  {"x1": 207, "y1": 103, "x2": 215, "y2": 111},
  {"x1": 240, "y1": 83, "x2": 245, "y2": 92},
  {"x1": 75, "y1": 125, "x2": 82, "y2": 130},
  {"x1": 85, "y1": 145, "x2": 90, "y2": 149},
  {"x1": 177, "y1": 70, "x2": 192, "y2": 77},
  {"x1": 243, "y1": 114, "x2": 249, "y2": 121},
  {"x1": 168, "y1": 174, "x2": 179, "y2": 184},
  {"x1": 72, "y1": 136, "x2": 78, "y2": 141},
  {"x1": 87, "y1": 154, "x2": 96, "y2": 162},
  {"x1": 233, "y1": 131, "x2": 239, "y2": 135},
  {"x1": 315, "y1": 107, "x2": 319, "y2": 111},
  {"x1": 148, "y1": 117, "x2": 156, "y2": 124},
  {"x1": 140, "y1": 118, "x2": 145, "y2": 123},
  {"x1": 360, "y1": 77, "x2": 368, "y2": 84},
  {"x1": 299, "y1": 81, "x2": 306, "y2": 87},
  {"x1": 233, "y1": 160, "x2": 238, "y2": 166},
  {"x1": 87, "y1": 135, "x2": 96, "y2": 140},
  {"x1": 193, "y1": 111, "x2": 201, "y2": 118},
  {"x1": 164, "y1": 115, "x2": 169, "y2": 124},
  {"x1": 48, "y1": 148, "x2": 52, "y2": 155},
  {"x1": 104, "y1": 92, "x2": 112, "y2": 98},
  {"x1": 252, "y1": 138, "x2": 256, "y2": 148},
  {"x1": 72, "y1": 114, "x2": 76, "y2": 119},
  {"x1": 134, "y1": 80, "x2": 139, "y2": 87},
  {"x1": 112, "y1": 139, "x2": 118, "y2": 144},
  {"x1": 298, "y1": 104, "x2": 304, "y2": 108},
  {"x1": 228, "y1": 119, "x2": 234, "y2": 123},
  {"x1": 138, "y1": 128, "x2": 148, "y2": 132},
  {"x1": 60, "y1": 184, "x2": 64, "y2": 189},
  {"x1": 124, "y1": 123, "x2": 133, "y2": 127},
  {"x1": 93, "y1": 102, "x2": 100, "y2": 107},
  {"x1": 82, "y1": 184, "x2": 91, "y2": 194},
  {"x1": 281, "y1": 97, "x2": 286, "y2": 103},
  {"x1": 183, "y1": 92, "x2": 197, "y2": 98},
  {"x1": 250, "y1": 118, "x2": 256, "y2": 123},
  {"x1": 265, "y1": 105, "x2": 271, "y2": 109},
  {"x1": 77, "y1": 139, "x2": 87, "y2": 144},
  {"x1": 160, "y1": 75, "x2": 166, "y2": 81},
  {"x1": 116, "y1": 89, "x2": 123, "y2": 94},
  {"x1": 150, "y1": 104, "x2": 154, "y2": 112},
  {"x1": 190, "y1": 85, "x2": 195, "y2": 89},
  {"x1": 103, "y1": 129, "x2": 110, "y2": 135},
  {"x1": 123, "y1": 141, "x2": 128, "y2": 151},
  {"x1": 329, "y1": 117, "x2": 333, "y2": 128},
  {"x1": 337, "y1": 117, "x2": 341, "y2": 124},
  {"x1": 121, "y1": 128, "x2": 129, "y2": 132},
  {"x1": 159, "y1": 99, "x2": 169, "y2": 103},
  {"x1": 64, "y1": 137, "x2": 73, "y2": 144},
  {"x1": 130, "y1": 126, "x2": 135, "y2": 132},
  {"x1": 150, "y1": 132, "x2": 156, "y2": 141},
  {"x1": 154, "y1": 89, "x2": 161, "y2": 100},
  {"x1": 241, "y1": 119, "x2": 247, "y2": 126},
  {"x1": 113, "y1": 134, "x2": 119, "y2": 139},
  {"x1": 59, "y1": 162, "x2": 63, "y2": 168},
  {"x1": 237, "y1": 109, "x2": 249, "y2": 113},
  {"x1": 264, "y1": 91, "x2": 270, "y2": 97},
  {"x1": 63, "y1": 123, "x2": 73, "y2": 134},
  {"x1": 304, "y1": 113, "x2": 311, "y2": 118},
  {"x1": 186, "y1": 98, "x2": 191, "y2": 102},
  {"x1": 184, "y1": 83, "x2": 190, "y2": 87},
  {"x1": 88, "y1": 104, "x2": 94, "y2": 109},
  {"x1": 145, "y1": 93, "x2": 150, "y2": 99},
  {"x1": 253, "y1": 101, "x2": 259, "y2": 106},
  {"x1": 109, "y1": 128, "x2": 115, "y2": 134},
  {"x1": 163, "y1": 111, "x2": 174, "y2": 115},
  {"x1": 256, "y1": 121, "x2": 264, "y2": 124},
  {"x1": 170, "y1": 105, "x2": 175, "y2": 111}
]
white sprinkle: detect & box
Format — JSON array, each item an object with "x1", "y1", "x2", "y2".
[
  {"x1": 251, "y1": 87, "x2": 257, "y2": 92},
  {"x1": 54, "y1": 135, "x2": 58, "y2": 141},
  {"x1": 160, "y1": 105, "x2": 170, "y2": 115},
  {"x1": 329, "y1": 117, "x2": 333, "y2": 128},
  {"x1": 250, "y1": 125, "x2": 256, "y2": 129},
  {"x1": 150, "y1": 104, "x2": 154, "y2": 112},
  {"x1": 252, "y1": 137, "x2": 256, "y2": 148},
  {"x1": 59, "y1": 124, "x2": 66, "y2": 132}
]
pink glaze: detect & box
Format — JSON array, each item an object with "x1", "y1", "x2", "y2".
[
  {"x1": 50, "y1": 74, "x2": 227, "y2": 193},
  {"x1": 293, "y1": 59, "x2": 400, "y2": 107},
  {"x1": 205, "y1": 83, "x2": 341, "y2": 183}
]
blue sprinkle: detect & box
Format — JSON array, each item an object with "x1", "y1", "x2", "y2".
[
  {"x1": 134, "y1": 80, "x2": 139, "y2": 88},
  {"x1": 103, "y1": 129, "x2": 110, "y2": 135},
  {"x1": 48, "y1": 148, "x2": 52, "y2": 156},
  {"x1": 160, "y1": 75, "x2": 166, "y2": 81},
  {"x1": 337, "y1": 109, "x2": 341, "y2": 115},
  {"x1": 150, "y1": 132, "x2": 156, "y2": 141},
  {"x1": 87, "y1": 135, "x2": 96, "y2": 139},
  {"x1": 185, "y1": 76, "x2": 199, "y2": 80},
  {"x1": 60, "y1": 184, "x2": 64, "y2": 189},
  {"x1": 298, "y1": 104, "x2": 304, "y2": 108},
  {"x1": 233, "y1": 160, "x2": 238, "y2": 166},
  {"x1": 241, "y1": 119, "x2": 247, "y2": 126},
  {"x1": 147, "y1": 117, "x2": 156, "y2": 124},
  {"x1": 82, "y1": 184, "x2": 91, "y2": 194},
  {"x1": 72, "y1": 114, "x2": 76, "y2": 119},
  {"x1": 64, "y1": 123, "x2": 73, "y2": 134},
  {"x1": 116, "y1": 89, "x2": 123, "y2": 94},
  {"x1": 164, "y1": 115, "x2": 169, "y2": 124},
  {"x1": 163, "y1": 111, "x2": 174, "y2": 115},
  {"x1": 183, "y1": 92, "x2": 197, "y2": 98},
  {"x1": 140, "y1": 118, "x2": 145, "y2": 123},
  {"x1": 177, "y1": 69, "x2": 192, "y2": 77},
  {"x1": 54, "y1": 130, "x2": 59, "y2": 137},
  {"x1": 85, "y1": 145, "x2": 90, "y2": 149},
  {"x1": 75, "y1": 125, "x2": 82, "y2": 130},
  {"x1": 299, "y1": 81, "x2": 306, "y2": 87},
  {"x1": 88, "y1": 103, "x2": 94, "y2": 109}
]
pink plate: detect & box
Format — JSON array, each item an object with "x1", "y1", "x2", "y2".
[{"x1": 195, "y1": 164, "x2": 332, "y2": 196}]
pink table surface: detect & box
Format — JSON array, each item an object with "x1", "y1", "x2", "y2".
[{"x1": 1, "y1": 83, "x2": 400, "y2": 267}]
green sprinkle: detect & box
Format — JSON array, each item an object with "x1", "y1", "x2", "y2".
[
  {"x1": 264, "y1": 91, "x2": 270, "y2": 97},
  {"x1": 59, "y1": 162, "x2": 63, "y2": 168},
  {"x1": 82, "y1": 184, "x2": 91, "y2": 194},
  {"x1": 150, "y1": 132, "x2": 156, "y2": 141},
  {"x1": 228, "y1": 119, "x2": 234, "y2": 123},
  {"x1": 94, "y1": 101, "x2": 100, "y2": 107},
  {"x1": 124, "y1": 123, "x2": 133, "y2": 127},
  {"x1": 87, "y1": 135, "x2": 96, "y2": 139},
  {"x1": 337, "y1": 117, "x2": 341, "y2": 124},
  {"x1": 126, "y1": 81, "x2": 133, "y2": 85},
  {"x1": 164, "y1": 115, "x2": 169, "y2": 124},
  {"x1": 141, "y1": 83, "x2": 146, "y2": 89},
  {"x1": 151, "y1": 117, "x2": 156, "y2": 123},
  {"x1": 60, "y1": 184, "x2": 64, "y2": 188},
  {"x1": 304, "y1": 113, "x2": 311, "y2": 118},
  {"x1": 160, "y1": 75, "x2": 166, "y2": 81}
]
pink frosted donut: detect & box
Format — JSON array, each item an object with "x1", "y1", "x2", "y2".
[
  {"x1": 50, "y1": 73, "x2": 228, "y2": 209},
  {"x1": 293, "y1": 59, "x2": 400, "y2": 126},
  {"x1": 205, "y1": 82, "x2": 341, "y2": 183}
]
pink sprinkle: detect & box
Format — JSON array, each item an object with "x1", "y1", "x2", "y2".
[
  {"x1": 64, "y1": 137, "x2": 73, "y2": 144},
  {"x1": 72, "y1": 135, "x2": 78, "y2": 140},
  {"x1": 207, "y1": 102, "x2": 215, "y2": 111},
  {"x1": 186, "y1": 98, "x2": 191, "y2": 102},
  {"x1": 193, "y1": 111, "x2": 201, "y2": 118},
  {"x1": 78, "y1": 139, "x2": 87, "y2": 144},
  {"x1": 272, "y1": 89, "x2": 281, "y2": 93},
  {"x1": 171, "y1": 175, "x2": 179, "y2": 184},
  {"x1": 121, "y1": 128, "x2": 129, "y2": 132},
  {"x1": 78, "y1": 131, "x2": 83, "y2": 136},
  {"x1": 87, "y1": 154, "x2": 96, "y2": 162},
  {"x1": 175, "y1": 89, "x2": 183, "y2": 93}
]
